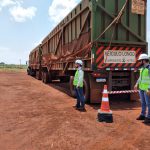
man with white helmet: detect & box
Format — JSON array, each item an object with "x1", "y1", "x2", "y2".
[
  {"x1": 134, "y1": 53, "x2": 150, "y2": 124},
  {"x1": 73, "y1": 59, "x2": 85, "y2": 111}
]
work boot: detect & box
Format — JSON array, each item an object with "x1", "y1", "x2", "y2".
[
  {"x1": 136, "y1": 115, "x2": 145, "y2": 120},
  {"x1": 143, "y1": 117, "x2": 150, "y2": 124},
  {"x1": 78, "y1": 107, "x2": 86, "y2": 111},
  {"x1": 73, "y1": 105, "x2": 80, "y2": 109}
]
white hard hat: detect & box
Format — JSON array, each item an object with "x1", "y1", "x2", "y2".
[
  {"x1": 75, "y1": 59, "x2": 83, "y2": 65},
  {"x1": 138, "y1": 54, "x2": 149, "y2": 61}
]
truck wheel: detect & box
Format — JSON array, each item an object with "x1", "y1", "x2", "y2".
[
  {"x1": 36, "y1": 71, "x2": 40, "y2": 80},
  {"x1": 83, "y1": 76, "x2": 90, "y2": 103},
  {"x1": 31, "y1": 70, "x2": 36, "y2": 76},
  {"x1": 30, "y1": 70, "x2": 33, "y2": 76},
  {"x1": 27, "y1": 68, "x2": 30, "y2": 75},
  {"x1": 69, "y1": 76, "x2": 90, "y2": 103},
  {"x1": 69, "y1": 76, "x2": 76, "y2": 97},
  {"x1": 49, "y1": 73, "x2": 52, "y2": 83},
  {"x1": 60, "y1": 76, "x2": 69, "y2": 82},
  {"x1": 36, "y1": 71, "x2": 42, "y2": 80},
  {"x1": 42, "y1": 72, "x2": 49, "y2": 83}
]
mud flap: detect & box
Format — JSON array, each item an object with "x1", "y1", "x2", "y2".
[{"x1": 89, "y1": 74, "x2": 105, "y2": 103}]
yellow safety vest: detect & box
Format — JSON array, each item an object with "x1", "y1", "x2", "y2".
[
  {"x1": 139, "y1": 67, "x2": 150, "y2": 91},
  {"x1": 73, "y1": 70, "x2": 83, "y2": 87}
]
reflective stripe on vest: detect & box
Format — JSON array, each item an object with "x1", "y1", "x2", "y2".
[
  {"x1": 73, "y1": 70, "x2": 83, "y2": 87},
  {"x1": 139, "y1": 68, "x2": 150, "y2": 91}
]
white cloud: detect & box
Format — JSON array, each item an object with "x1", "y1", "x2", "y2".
[
  {"x1": 9, "y1": 5, "x2": 37, "y2": 22},
  {"x1": 48, "y1": 0, "x2": 80, "y2": 25},
  {"x1": 0, "y1": 0, "x2": 15, "y2": 11},
  {"x1": 0, "y1": 0, "x2": 36, "y2": 23},
  {"x1": 0, "y1": 0, "x2": 15, "y2": 7}
]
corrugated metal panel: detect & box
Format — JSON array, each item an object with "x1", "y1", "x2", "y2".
[
  {"x1": 72, "y1": 20, "x2": 76, "y2": 40},
  {"x1": 92, "y1": 0, "x2": 147, "y2": 43},
  {"x1": 129, "y1": 1, "x2": 138, "y2": 41},
  {"x1": 118, "y1": 0, "x2": 127, "y2": 41},
  {"x1": 105, "y1": 0, "x2": 116, "y2": 40},
  {"x1": 76, "y1": 16, "x2": 81, "y2": 38},
  {"x1": 64, "y1": 27, "x2": 68, "y2": 44},
  {"x1": 69, "y1": 23, "x2": 72, "y2": 43},
  {"x1": 37, "y1": 0, "x2": 147, "y2": 70}
]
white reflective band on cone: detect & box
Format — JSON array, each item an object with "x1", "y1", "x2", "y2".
[
  {"x1": 103, "y1": 89, "x2": 108, "y2": 93},
  {"x1": 102, "y1": 97, "x2": 109, "y2": 101}
]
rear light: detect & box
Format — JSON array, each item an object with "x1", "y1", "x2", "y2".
[
  {"x1": 92, "y1": 73, "x2": 103, "y2": 77},
  {"x1": 92, "y1": 72, "x2": 107, "y2": 78}
]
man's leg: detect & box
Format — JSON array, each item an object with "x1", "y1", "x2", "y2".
[
  {"x1": 143, "y1": 91, "x2": 150, "y2": 123},
  {"x1": 75, "y1": 88, "x2": 80, "y2": 108},
  {"x1": 78, "y1": 87, "x2": 85, "y2": 109},
  {"x1": 139, "y1": 90, "x2": 146, "y2": 117}
]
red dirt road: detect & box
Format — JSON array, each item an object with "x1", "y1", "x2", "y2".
[{"x1": 0, "y1": 71, "x2": 150, "y2": 150}]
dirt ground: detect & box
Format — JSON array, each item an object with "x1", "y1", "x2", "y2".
[{"x1": 0, "y1": 71, "x2": 150, "y2": 150}]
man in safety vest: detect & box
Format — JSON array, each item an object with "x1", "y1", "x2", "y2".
[
  {"x1": 134, "y1": 54, "x2": 150, "y2": 124},
  {"x1": 73, "y1": 59, "x2": 85, "y2": 111}
]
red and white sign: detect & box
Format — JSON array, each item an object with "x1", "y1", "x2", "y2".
[{"x1": 104, "y1": 50, "x2": 136, "y2": 64}]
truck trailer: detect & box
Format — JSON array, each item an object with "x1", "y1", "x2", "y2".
[{"x1": 28, "y1": 0, "x2": 147, "y2": 103}]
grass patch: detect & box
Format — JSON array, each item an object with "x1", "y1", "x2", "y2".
[{"x1": 0, "y1": 64, "x2": 27, "y2": 72}]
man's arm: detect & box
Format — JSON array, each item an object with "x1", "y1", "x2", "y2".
[
  {"x1": 77, "y1": 70, "x2": 83, "y2": 87},
  {"x1": 134, "y1": 77, "x2": 140, "y2": 90}
]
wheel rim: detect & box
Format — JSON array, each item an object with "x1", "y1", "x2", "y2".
[
  {"x1": 83, "y1": 81, "x2": 86, "y2": 99},
  {"x1": 44, "y1": 73, "x2": 46, "y2": 83}
]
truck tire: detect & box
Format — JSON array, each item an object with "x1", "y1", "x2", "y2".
[
  {"x1": 42, "y1": 72, "x2": 44, "y2": 82},
  {"x1": 36, "y1": 71, "x2": 40, "y2": 80},
  {"x1": 83, "y1": 76, "x2": 90, "y2": 103},
  {"x1": 30, "y1": 70, "x2": 36, "y2": 76},
  {"x1": 27, "y1": 68, "x2": 30, "y2": 75},
  {"x1": 69, "y1": 75, "x2": 90, "y2": 103},
  {"x1": 69, "y1": 76, "x2": 76, "y2": 97},
  {"x1": 49, "y1": 72, "x2": 52, "y2": 83},
  {"x1": 60, "y1": 76, "x2": 69, "y2": 83},
  {"x1": 42, "y1": 72, "x2": 49, "y2": 83}
]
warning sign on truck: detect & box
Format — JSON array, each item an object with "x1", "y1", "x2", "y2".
[
  {"x1": 132, "y1": 0, "x2": 145, "y2": 15},
  {"x1": 104, "y1": 50, "x2": 136, "y2": 64}
]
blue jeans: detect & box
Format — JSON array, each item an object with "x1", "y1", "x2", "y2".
[
  {"x1": 75, "y1": 87, "x2": 85, "y2": 108},
  {"x1": 139, "y1": 90, "x2": 150, "y2": 118}
]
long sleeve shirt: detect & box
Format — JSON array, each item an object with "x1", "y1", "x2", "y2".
[
  {"x1": 136, "y1": 63, "x2": 150, "y2": 89},
  {"x1": 77, "y1": 67, "x2": 84, "y2": 87}
]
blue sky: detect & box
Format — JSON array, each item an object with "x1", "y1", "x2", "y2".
[{"x1": 0, "y1": 0, "x2": 149, "y2": 64}]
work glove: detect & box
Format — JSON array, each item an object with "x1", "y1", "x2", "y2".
[
  {"x1": 146, "y1": 90, "x2": 150, "y2": 97},
  {"x1": 134, "y1": 84, "x2": 138, "y2": 90}
]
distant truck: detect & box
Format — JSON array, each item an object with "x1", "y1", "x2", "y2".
[{"x1": 27, "y1": 0, "x2": 147, "y2": 103}]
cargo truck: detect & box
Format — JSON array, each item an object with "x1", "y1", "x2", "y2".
[{"x1": 28, "y1": 0, "x2": 147, "y2": 103}]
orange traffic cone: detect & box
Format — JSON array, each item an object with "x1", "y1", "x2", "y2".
[
  {"x1": 100, "y1": 85, "x2": 111, "y2": 112},
  {"x1": 97, "y1": 85, "x2": 113, "y2": 123}
]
